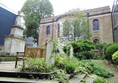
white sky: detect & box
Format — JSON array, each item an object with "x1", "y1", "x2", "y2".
[{"x1": 0, "y1": 0, "x2": 113, "y2": 15}]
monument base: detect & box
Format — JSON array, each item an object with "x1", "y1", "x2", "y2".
[{"x1": 4, "y1": 36, "x2": 25, "y2": 56}]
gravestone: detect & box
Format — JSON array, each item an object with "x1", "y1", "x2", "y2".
[
  {"x1": 57, "y1": 42, "x2": 65, "y2": 54},
  {"x1": 70, "y1": 45, "x2": 73, "y2": 58},
  {"x1": 45, "y1": 40, "x2": 54, "y2": 67}
]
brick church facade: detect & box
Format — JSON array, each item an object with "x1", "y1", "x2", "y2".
[{"x1": 38, "y1": 6, "x2": 113, "y2": 47}]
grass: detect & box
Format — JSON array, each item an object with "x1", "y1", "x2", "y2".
[{"x1": 92, "y1": 60, "x2": 118, "y2": 83}]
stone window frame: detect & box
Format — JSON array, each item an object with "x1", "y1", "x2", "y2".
[
  {"x1": 46, "y1": 25, "x2": 50, "y2": 35},
  {"x1": 57, "y1": 23, "x2": 60, "y2": 37},
  {"x1": 93, "y1": 38, "x2": 100, "y2": 44},
  {"x1": 93, "y1": 19, "x2": 99, "y2": 31}
]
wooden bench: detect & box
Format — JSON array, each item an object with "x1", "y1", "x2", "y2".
[{"x1": 15, "y1": 47, "x2": 45, "y2": 68}]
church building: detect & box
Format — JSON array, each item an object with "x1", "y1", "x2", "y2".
[{"x1": 39, "y1": 6, "x2": 113, "y2": 47}]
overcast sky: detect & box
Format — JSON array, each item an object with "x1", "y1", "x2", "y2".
[{"x1": 0, "y1": 0, "x2": 113, "y2": 15}]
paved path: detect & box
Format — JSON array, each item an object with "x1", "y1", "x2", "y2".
[{"x1": 0, "y1": 61, "x2": 18, "y2": 72}]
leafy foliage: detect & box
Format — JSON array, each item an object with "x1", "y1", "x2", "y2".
[
  {"x1": 112, "y1": 51, "x2": 118, "y2": 64},
  {"x1": 78, "y1": 61, "x2": 114, "y2": 78},
  {"x1": 54, "y1": 70, "x2": 68, "y2": 83},
  {"x1": 77, "y1": 51, "x2": 94, "y2": 60},
  {"x1": 94, "y1": 42, "x2": 107, "y2": 56},
  {"x1": 21, "y1": 0, "x2": 53, "y2": 43},
  {"x1": 63, "y1": 11, "x2": 91, "y2": 41},
  {"x1": 63, "y1": 40, "x2": 95, "y2": 59},
  {"x1": 105, "y1": 43, "x2": 118, "y2": 60},
  {"x1": 55, "y1": 55, "x2": 79, "y2": 74},
  {"x1": 23, "y1": 58, "x2": 54, "y2": 72},
  {"x1": 93, "y1": 77, "x2": 110, "y2": 83}
]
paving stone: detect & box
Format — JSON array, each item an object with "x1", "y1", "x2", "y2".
[
  {"x1": 69, "y1": 74, "x2": 86, "y2": 83},
  {"x1": 85, "y1": 77, "x2": 94, "y2": 83}
]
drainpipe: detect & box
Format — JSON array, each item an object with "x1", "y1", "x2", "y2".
[
  {"x1": 52, "y1": 14, "x2": 54, "y2": 40},
  {"x1": 111, "y1": 1, "x2": 115, "y2": 42}
]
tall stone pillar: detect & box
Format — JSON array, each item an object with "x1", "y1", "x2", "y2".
[{"x1": 4, "y1": 11, "x2": 25, "y2": 55}]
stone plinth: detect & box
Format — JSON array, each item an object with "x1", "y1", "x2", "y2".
[
  {"x1": 10, "y1": 25, "x2": 24, "y2": 38},
  {"x1": 4, "y1": 36, "x2": 25, "y2": 55}
]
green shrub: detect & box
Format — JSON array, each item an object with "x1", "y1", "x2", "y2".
[
  {"x1": 93, "y1": 55, "x2": 105, "y2": 60},
  {"x1": 77, "y1": 51, "x2": 94, "y2": 60},
  {"x1": 78, "y1": 61, "x2": 114, "y2": 78},
  {"x1": 94, "y1": 77, "x2": 109, "y2": 83},
  {"x1": 112, "y1": 51, "x2": 118, "y2": 64},
  {"x1": 54, "y1": 70, "x2": 68, "y2": 83},
  {"x1": 94, "y1": 42, "x2": 107, "y2": 56},
  {"x1": 55, "y1": 55, "x2": 79, "y2": 74},
  {"x1": 105, "y1": 43, "x2": 118, "y2": 60},
  {"x1": 23, "y1": 58, "x2": 54, "y2": 72},
  {"x1": 63, "y1": 40, "x2": 95, "y2": 58}
]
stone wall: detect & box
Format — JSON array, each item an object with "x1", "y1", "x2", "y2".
[{"x1": 89, "y1": 13, "x2": 113, "y2": 43}]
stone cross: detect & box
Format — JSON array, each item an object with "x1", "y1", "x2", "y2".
[{"x1": 45, "y1": 40, "x2": 54, "y2": 67}]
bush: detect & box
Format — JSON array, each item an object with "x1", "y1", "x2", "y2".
[
  {"x1": 78, "y1": 61, "x2": 114, "y2": 78},
  {"x1": 77, "y1": 51, "x2": 94, "y2": 60},
  {"x1": 112, "y1": 51, "x2": 118, "y2": 64},
  {"x1": 55, "y1": 55, "x2": 79, "y2": 74},
  {"x1": 94, "y1": 77, "x2": 109, "y2": 83},
  {"x1": 105, "y1": 43, "x2": 118, "y2": 60},
  {"x1": 63, "y1": 40, "x2": 95, "y2": 58}
]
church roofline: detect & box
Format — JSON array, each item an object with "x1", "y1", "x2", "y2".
[{"x1": 40, "y1": 6, "x2": 111, "y2": 24}]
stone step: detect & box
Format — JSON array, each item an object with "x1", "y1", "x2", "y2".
[
  {"x1": 0, "y1": 77, "x2": 58, "y2": 83},
  {"x1": 85, "y1": 77, "x2": 94, "y2": 83},
  {"x1": 69, "y1": 74, "x2": 86, "y2": 83}
]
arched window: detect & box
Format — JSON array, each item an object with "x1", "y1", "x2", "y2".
[
  {"x1": 57, "y1": 23, "x2": 60, "y2": 37},
  {"x1": 46, "y1": 25, "x2": 50, "y2": 34},
  {"x1": 93, "y1": 39, "x2": 99, "y2": 44},
  {"x1": 93, "y1": 19, "x2": 99, "y2": 31}
]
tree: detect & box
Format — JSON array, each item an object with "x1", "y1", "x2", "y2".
[
  {"x1": 21, "y1": 0, "x2": 53, "y2": 43},
  {"x1": 63, "y1": 11, "x2": 91, "y2": 41}
]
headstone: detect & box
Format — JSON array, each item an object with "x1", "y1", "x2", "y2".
[
  {"x1": 45, "y1": 40, "x2": 54, "y2": 67},
  {"x1": 57, "y1": 42, "x2": 65, "y2": 54},
  {"x1": 70, "y1": 45, "x2": 73, "y2": 58}
]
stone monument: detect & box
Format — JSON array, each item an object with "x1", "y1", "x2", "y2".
[
  {"x1": 4, "y1": 11, "x2": 25, "y2": 55},
  {"x1": 45, "y1": 40, "x2": 54, "y2": 67}
]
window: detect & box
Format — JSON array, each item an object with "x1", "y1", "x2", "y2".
[
  {"x1": 46, "y1": 25, "x2": 50, "y2": 34},
  {"x1": 57, "y1": 23, "x2": 60, "y2": 37},
  {"x1": 93, "y1": 19, "x2": 99, "y2": 31},
  {"x1": 93, "y1": 39, "x2": 99, "y2": 44}
]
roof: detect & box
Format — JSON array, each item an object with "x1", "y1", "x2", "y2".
[
  {"x1": 40, "y1": 14, "x2": 65, "y2": 24},
  {"x1": 40, "y1": 6, "x2": 111, "y2": 24},
  {"x1": 85, "y1": 6, "x2": 111, "y2": 16}
]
